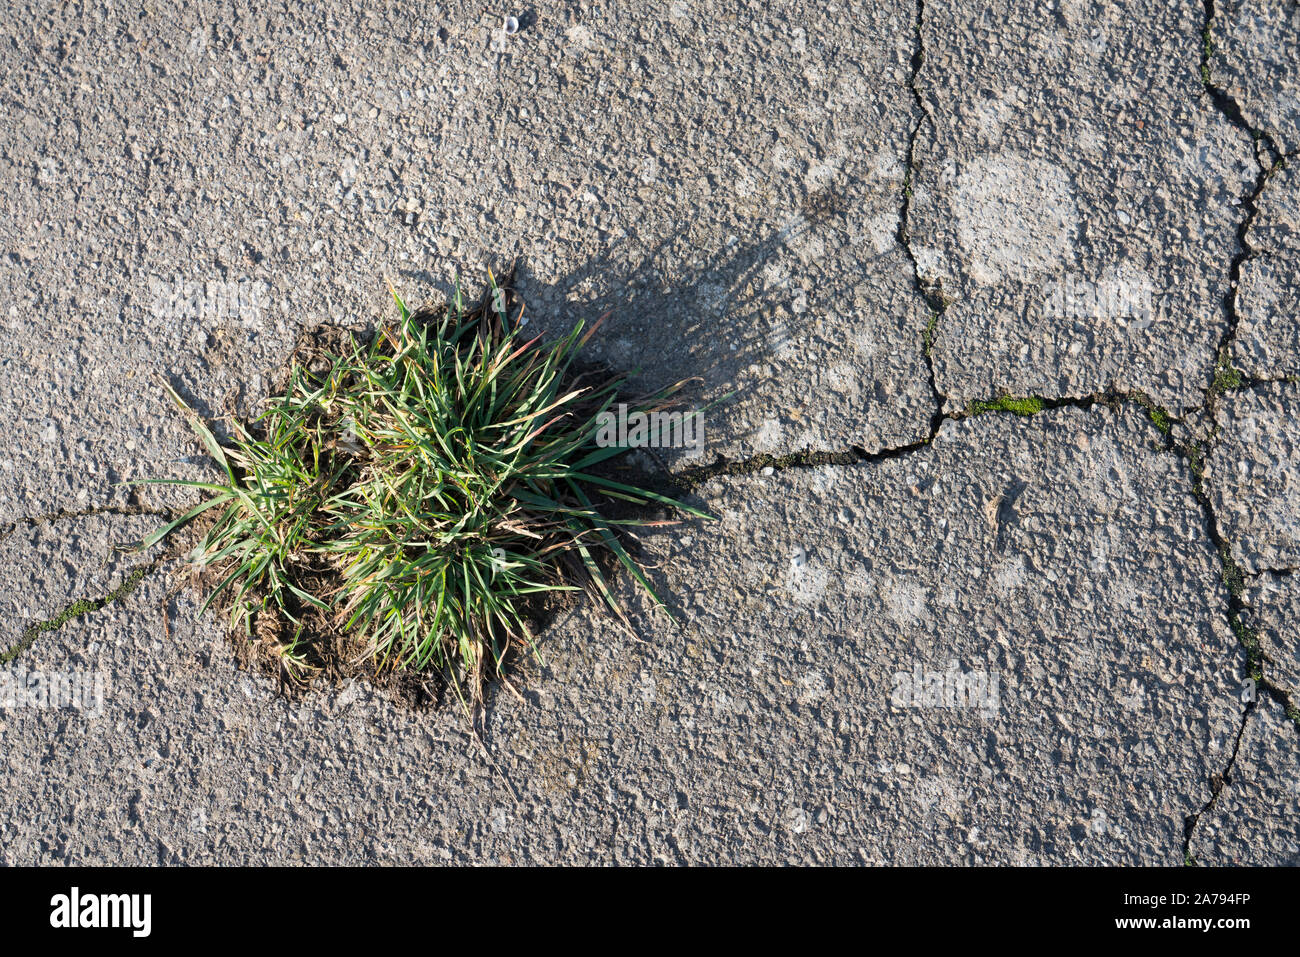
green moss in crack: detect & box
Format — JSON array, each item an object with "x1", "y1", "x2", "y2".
[
  {"x1": 1212, "y1": 353, "x2": 1245, "y2": 394},
  {"x1": 0, "y1": 564, "x2": 152, "y2": 665},
  {"x1": 922, "y1": 312, "x2": 939, "y2": 357},
  {"x1": 1147, "y1": 405, "x2": 1172, "y2": 436},
  {"x1": 1131, "y1": 394, "x2": 1174, "y2": 437},
  {"x1": 1286, "y1": 702, "x2": 1300, "y2": 734},
  {"x1": 966, "y1": 395, "x2": 1046, "y2": 417},
  {"x1": 1201, "y1": 26, "x2": 1213, "y2": 87},
  {"x1": 1180, "y1": 439, "x2": 1208, "y2": 493},
  {"x1": 1219, "y1": 546, "x2": 1247, "y2": 601}
]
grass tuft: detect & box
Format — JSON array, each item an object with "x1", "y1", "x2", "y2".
[{"x1": 135, "y1": 274, "x2": 709, "y2": 704}]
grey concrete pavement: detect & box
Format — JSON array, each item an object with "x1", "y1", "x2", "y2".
[
  {"x1": 1, "y1": 0, "x2": 1297, "y2": 865},
  {"x1": 912, "y1": 0, "x2": 1254, "y2": 415},
  {"x1": 1190, "y1": 694, "x2": 1299, "y2": 866},
  {"x1": 1243, "y1": 570, "x2": 1300, "y2": 701},
  {"x1": 0, "y1": 405, "x2": 1250, "y2": 864},
  {"x1": 1234, "y1": 162, "x2": 1300, "y2": 379},
  {"x1": 1209, "y1": 0, "x2": 1300, "y2": 157}
]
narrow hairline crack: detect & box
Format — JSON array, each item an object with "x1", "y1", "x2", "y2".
[{"x1": 1, "y1": 502, "x2": 173, "y2": 537}]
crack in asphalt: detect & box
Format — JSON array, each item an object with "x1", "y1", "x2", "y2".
[
  {"x1": 1205, "y1": 152, "x2": 1286, "y2": 409},
  {"x1": 3, "y1": 503, "x2": 172, "y2": 531},
  {"x1": 1146, "y1": 401, "x2": 1300, "y2": 858},
  {"x1": 0, "y1": 561, "x2": 157, "y2": 666},
  {"x1": 673, "y1": 390, "x2": 1153, "y2": 490},
  {"x1": 1153, "y1": 420, "x2": 1300, "y2": 718},
  {"x1": 1199, "y1": 0, "x2": 1290, "y2": 415},
  {"x1": 677, "y1": 380, "x2": 1298, "y2": 865},
  {"x1": 1181, "y1": 699, "x2": 1253, "y2": 865},
  {"x1": 1172, "y1": 0, "x2": 1300, "y2": 859},
  {"x1": 4, "y1": 0, "x2": 1295, "y2": 866},
  {"x1": 1257, "y1": 566, "x2": 1298, "y2": 577},
  {"x1": 1201, "y1": 0, "x2": 1281, "y2": 169},
  {"x1": 0, "y1": 503, "x2": 173, "y2": 664},
  {"x1": 900, "y1": 0, "x2": 950, "y2": 437}
]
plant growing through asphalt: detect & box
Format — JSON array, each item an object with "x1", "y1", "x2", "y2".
[{"x1": 134, "y1": 273, "x2": 708, "y2": 704}]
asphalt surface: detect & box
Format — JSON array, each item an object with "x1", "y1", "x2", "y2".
[{"x1": 0, "y1": 0, "x2": 1297, "y2": 864}]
